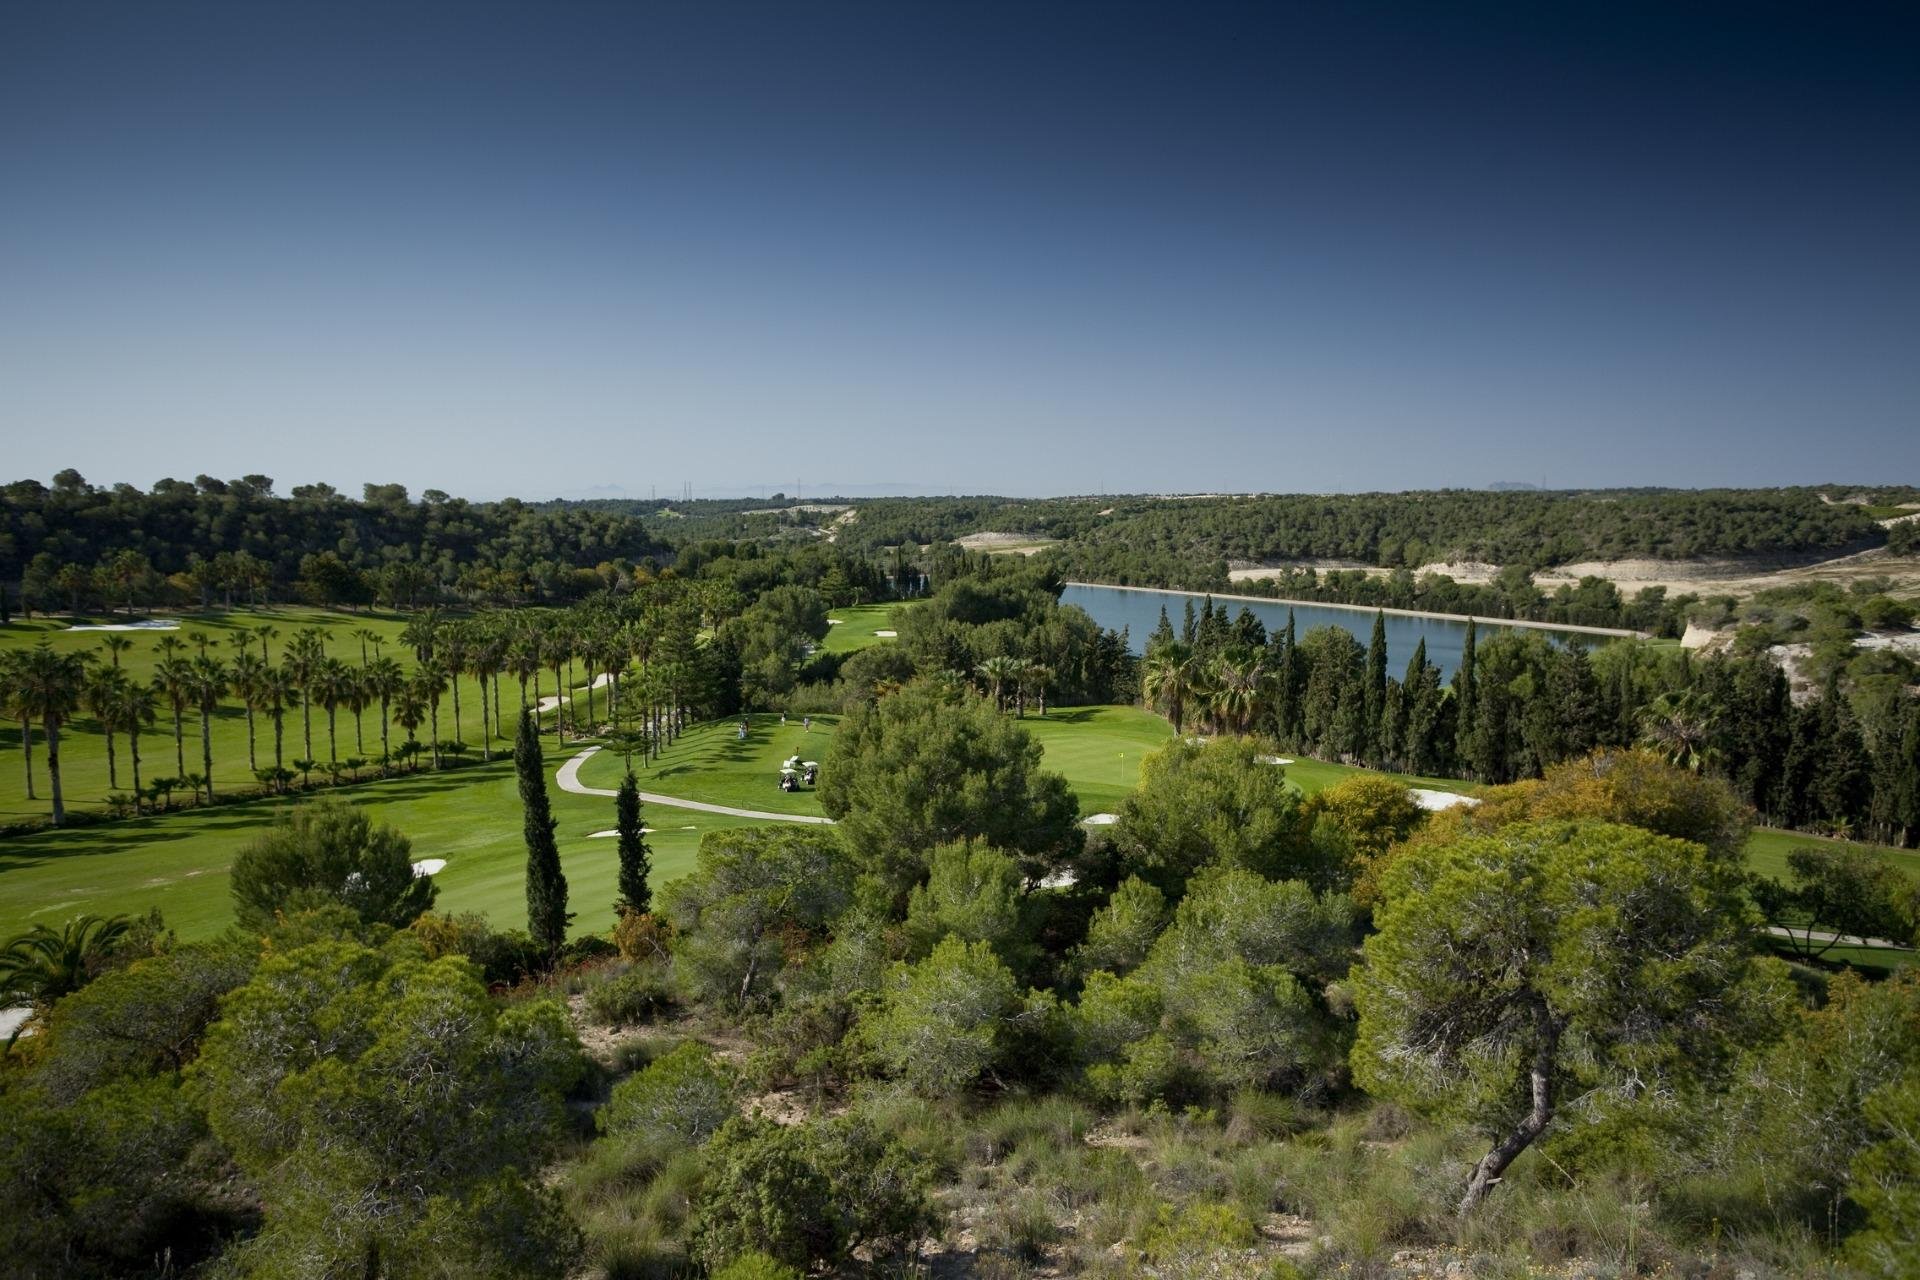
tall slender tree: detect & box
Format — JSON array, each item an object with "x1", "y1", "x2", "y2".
[
  {"x1": 516, "y1": 709, "x2": 571, "y2": 961},
  {"x1": 1363, "y1": 611, "x2": 1389, "y2": 765},
  {"x1": 186, "y1": 655, "x2": 228, "y2": 802},
  {"x1": 1453, "y1": 620, "x2": 1478, "y2": 774},
  {"x1": 614, "y1": 769, "x2": 652, "y2": 916},
  {"x1": 83, "y1": 665, "x2": 132, "y2": 792},
  {"x1": 10, "y1": 643, "x2": 93, "y2": 826}
]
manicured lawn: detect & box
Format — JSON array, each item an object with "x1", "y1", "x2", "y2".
[
  {"x1": 820, "y1": 602, "x2": 909, "y2": 654},
  {"x1": 0, "y1": 607, "x2": 526, "y2": 822},
  {"x1": 1021, "y1": 705, "x2": 1176, "y2": 814},
  {"x1": 0, "y1": 749, "x2": 770, "y2": 942},
  {"x1": 1744, "y1": 825, "x2": 1920, "y2": 884},
  {"x1": 7, "y1": 686, "x2": 1914, "y2": 948},
  {"x1": 576, "y1": 714, "x2": 838, "y2": 817}
]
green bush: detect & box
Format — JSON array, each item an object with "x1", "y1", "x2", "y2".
[
  {"x1": 585, "y1": 960, "x2": 676, "y2": 1027},
  {"x1": 689, "y1": 1115, "x2": 934, "y2": 1271},
  {"x1": 712, "y1": 1252, "x2": 804, "y2": 1280},
  {"x1": 599, "y1": 1042, "x2": 737, "y2": 1149}
]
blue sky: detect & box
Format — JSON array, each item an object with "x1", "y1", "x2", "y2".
[{"x1": 2, "y1": 1, "x2": 1916, "y2": 499}]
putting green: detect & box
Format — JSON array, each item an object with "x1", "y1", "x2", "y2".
[{"x1": 819, "y1": 602, "x2": 909, "y2": 654}]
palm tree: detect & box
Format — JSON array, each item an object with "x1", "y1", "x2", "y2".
[
  {"x1": 84, "y1": 664, "x2": 133, "y2": 792},
  {"x1": 467, "y1": 626, "x2": 505, "y2": 762},
  {"x1": 507, "y1": 629, "x2": 541, "y2": 715},
  {"x1": 153, "y1": 654, "x2": 195, "y2": 778},
  {"x1": 975, "y1": 655, "x2": 1022, "y2": 712},
  {"x1": 253, "y1": 665, "x2": 297, "y2": 773},
  {"x1": 100, "y1": 633, "x2": 134, "y2": 670},
  {"x1": 0, "y1": 652, "x2": 35, "y2": 801},
  {"x1": 353, "y1": 627, "x2": 381, "y2": 669},
  {"x1": 10, "y1": 642, "x2": 94, "y2": 825},
  {"x1": 415, "y1": 661, "x2": 448, "y2": 767},
  {"x1": 185, "y1": 655, "x2": 227, "y2": 802},
  {"x1": 440, "y1": 621, "x2": 471, "y2": 749},
  {"x1": 1141, "y1": 641, "x2": 1197, "y2": 733},
  {"x1": 0, "y1": 914, "x2": 132, "y2": 1012},
  {"x1": 1018, "y1": 660, "x2": 1052, "y2": 718},
  {"x1": 545, "y1": 622, "x2": 573, "y2": 742},
  {"x1": 1639, "y1": 689, "x2": 1722, "y2": 773},
  {"x1": 1209, "y1": 650, "x2": 1269, "y2": 736},
  {"x1": 229, "y1": 651, "x2": 268, "y2": 771},
  {"x1": 106, "y1": 677, "x2": 156, "y2": 809},
  {"x1": 364, "y1": 656, "x2": 405, "y2": 771},
  {"x1": 283, "y1": 629, "x2": 329, "y2": 763},
  {"x1": 316, "y1": 656, "x2": 354, "y2": 765},
  {"x1": 392, "y1": 683, "x2": 429, "y2": 769},
  {"x1": 254, "y1": 624, "x2": 280, "y2": 665}
]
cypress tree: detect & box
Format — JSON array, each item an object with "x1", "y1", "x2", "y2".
[
  {"x1": 615, "y1": 769, "x2": 652, "y2": 915},
  {"x1": 1363, "y1": 611, "x2": 1389, "y2": 763},
  {"x1": 1181, "y1": 599, "x2": 1198, "y2": 645},
  {"x1": 1149, "y1": 606, "x2": 1176, "y2": 652},
  {"x1": 1453, "y1": 620, "x2": 1478, "y2": 773},
  {"x1": 516, "y1": 709, "x2": 571, "y2": 961}
]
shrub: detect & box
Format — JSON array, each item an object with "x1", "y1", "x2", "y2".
[
  {"x1": 689, "y1": 1115, "x2": 935, "y2": 1271},
  {"x1": 599, "y1": 1042, "x2": 738, "y2": 1150},
  {"x1": 612, "y1": 911, "x2": 674, "y2": 962},
  {"x1": 712, "y1": 1252, "x2": 803, "y2": 1280},
  {"x1": 585, "y1": 960, "x2": 676, "y2": 1027},
  {"x1": 410, "y1": 911, "x2": 542, "y2": 985}
]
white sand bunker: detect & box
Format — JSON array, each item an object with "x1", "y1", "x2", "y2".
[
  {"x1": 588, "y1": 828, "x2": 657, "y2": 838},
  {"x1": 1257, "y1": 755, "x2": 1294, "y2": 765},
  {"x1": 874, "y1": 629, "x2": 897, "y2": 637},
  {"x1": 827, "y1": 619, "x2": 843, "y2": 625},
  {"x1": 411, "y1": 859, "x2": 447, "y2": 876},
  {"x1": 1082, "y1": 813, "x2": 1120, "y2": 825},
  {"x1": 66, "y1": 618, "x2": 181, "y2": 632},
  {"x1": 1411, "y1": 789, "x2": 1480, "y2": 812}
]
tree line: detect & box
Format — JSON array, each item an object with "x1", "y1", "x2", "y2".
[
  {"x1": 2, "y1": 470, "x2": 674, "y2": 611},
  {"x1": 1142, "y1": 595, "x2": 1920, "y2": 847}
]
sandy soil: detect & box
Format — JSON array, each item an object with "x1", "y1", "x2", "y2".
[
  {"x1": 955, "y1": 531, "x2": 1057, "y2": 554},
  {"x1": 1231, "y1": 548, "x2": 1920, "y2": 600}
]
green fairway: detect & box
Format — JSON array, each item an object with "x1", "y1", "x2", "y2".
[
  {"x1": 0, "y1": 750, "x2": 771, "y2": 943},
  {"x1": 576, "y1": 714, "x2": 839, "y2": 817},
  {"x1": 1744, "y1": 825, "x2": 1920, "y2": 884},
  {"x1": 0, "y1": 608, "x2": 525, "y2": 822},
  {"x1": 6, "y1": 686, "x2": 1915, "y2": 948},
  {"x1": 820, "y1": 602, "x2": 908, "y2": 654}
]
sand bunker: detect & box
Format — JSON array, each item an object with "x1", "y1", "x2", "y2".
[
  {"x1": 1411, "y1": 789, "x2": 1479, "y2": 812},
  {"x1": 411, "y1": 859, "x2": 447, "y2": 876},
  {"x1": 65, "y1": 618, "x2": 181, "y2": 632}
]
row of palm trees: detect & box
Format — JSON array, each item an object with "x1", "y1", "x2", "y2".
[
  {"x1": 2, "y1": 602, "x2": 706, "y2": 828},
  {"x1": 973, "y1": 654, "x2": 1052, "y2": 717}
]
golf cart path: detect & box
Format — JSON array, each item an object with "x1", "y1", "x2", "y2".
[{"x1": 555, "y1": 746, "x2": 836, "y2": 825}]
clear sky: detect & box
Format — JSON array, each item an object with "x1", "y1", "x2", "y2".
[{"x1": 2, "y1": 1, "x2": 1916, "y2": 499}]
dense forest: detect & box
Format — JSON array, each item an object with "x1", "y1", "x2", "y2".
[{"x1": 1, "y1": 471, "x2": 672, "y2": 610}]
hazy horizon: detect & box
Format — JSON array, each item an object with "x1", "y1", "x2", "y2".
[{"x1": 4, "y1": 2, "x2": 1917, "y2": 496}]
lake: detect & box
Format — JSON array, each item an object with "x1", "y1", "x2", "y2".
[{"x1": 1060, "y1": 582, "x2": 1617, "y2": 680}]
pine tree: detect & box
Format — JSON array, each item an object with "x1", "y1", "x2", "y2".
[
  {"x1": 1811, "y1": 678, "x2": 1871, "y2": 831},
  {"x1": 1453, "y1": 620, "x2": 1478, "y2": 774},
  {"x1": 1148, "y1": 606, "x2": 1176, "y2": 652},
  {"x1": 615, "y1": 769, "x2": 653, "y2": 915},
  {"x1": 516, "y1": 709, "x2": 571, "y2": 962},
  {"x1": 1181, "y1": 599, "x2": 1198, "y2": 645}
]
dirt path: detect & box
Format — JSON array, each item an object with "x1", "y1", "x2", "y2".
[{"x1": 555, "y1": 746, "x2": 836, "y2": 825}]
